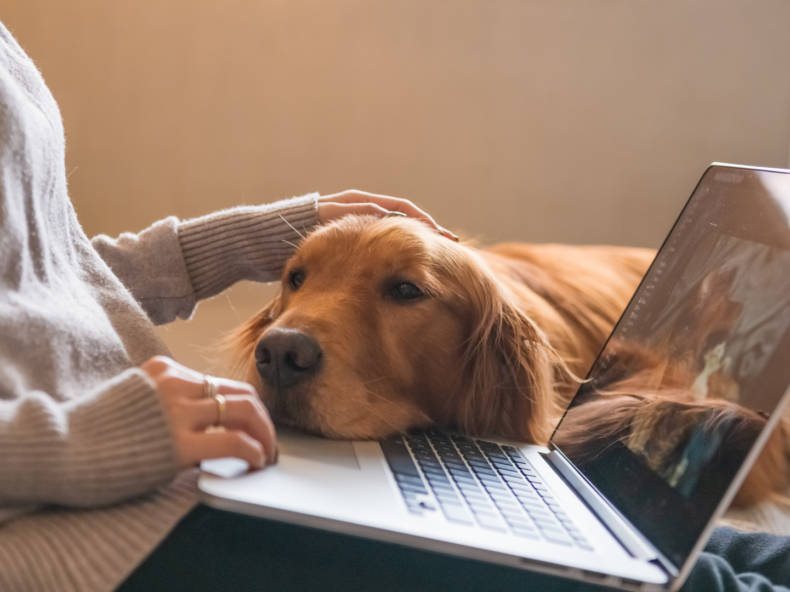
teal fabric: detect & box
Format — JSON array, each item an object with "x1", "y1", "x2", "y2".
[
  {"x1": 120, "y1": 508, "x2": 790, "y2": 592},
  {"x1": 121, "y1": 506, "x2": 790, "y2": 592},
  {"x1": 118, "y1": 505, "x2": 609, "y2": 592}
]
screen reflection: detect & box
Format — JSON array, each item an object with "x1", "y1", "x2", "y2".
[{"x1": 553, "y1": 168, "x2": 790, "y2": 567}]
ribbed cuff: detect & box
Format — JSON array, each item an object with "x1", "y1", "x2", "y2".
[
  {"x1": 178, "y1": 194, "x2": 319, "y2": 301},
  {"x1": 0, "y1": 369, "x2": 179, "y2": 508}
]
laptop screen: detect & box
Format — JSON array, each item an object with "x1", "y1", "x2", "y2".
[{"x1": 551, "y1": 165, "x2": 790, "y2": 568}]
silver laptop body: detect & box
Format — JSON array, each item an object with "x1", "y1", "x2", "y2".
[{"x1": 200, "y1": 163, "x2": 790, "y2": 592}]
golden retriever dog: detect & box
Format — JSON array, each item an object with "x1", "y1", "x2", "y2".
[{"x1": 226, "y1": 215, "x2": 789, "y2": 507}]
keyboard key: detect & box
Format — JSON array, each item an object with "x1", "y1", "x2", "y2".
[
  {"x1": 394, "y1": 474, "x2": 424, "y2": 487},
  {"x1": 431, "y1": 478, "x2": 456, "y2": 489},
  {"x1": 537, "y1": 523, "x2": 564, "y2": 534},
  {"x1": 408, "y1": 500, "x2": 436, "y2": 512},
  {"x1": 461, "y1": 492, "x2": 487, "y2": 504},
  {"x1": 429, "y1": 481, "x2": 455, "y2": 493},
  {"x1": 502, "y1": 474, "x2": 526, "y2": 484},
  {"x1": 467, "y1": 458, "x2": 491, "y2": 467},
  {"x1": 515, "y1": 495, "x2": 543, "y2": 507},
  {"x1": 501, "y1": 508, "x2": 529, "y2": 521},
  {"x1": 441, "y1": 504, "x2": 474, "y2": 525},
  {"x1": 452, "y1": 474, "x2": 477, "y2": 486},
  {"x1": 506, "y1": 518, "x2": 535, "y2": 530},
  {"x1": 495, "y1": 502, "x2": 520, "y2": 514},
  {"x1": 470, "y1": 507, "x2": 498, "y2": 519},
  {"x1": 445, "y1": 458, "x2": 468, "y2": 468},
  {"x1": 417, "y1": 459, "x2": 442, "y2": 470},
  {"x1": 475, "y1": 514, "x2": 507, "y2": 532},
  {"x1": 477, "y1": 473, "x2": 503, "y2": 485},
  {"x1": 489, "y1": 490, "x2": 514, "y2": 502},
  {"x1": 381, "y1": 439, "x2": 420, "y2": 477},
  {"x1": 511, "y1": 526, "x2": 540, "y2": 539},
  {"x1": 435, "y1": 490, "x2": 460, "y2": 502},
  {"x1": 576, "y1": 542, "x2": 594, "y2": 552},
  {"x1": 543, "y1": 531, "x2": 573, "y2": 546},
  {"x1": 399, "y1": 483, "x2": 428, "y2": 495},
  {"x1": 527, "y1": 505, "x2": 550, "y2": 514},
  {"x1": 490, "y1": 460, "x2": 514, "y2": 470}
]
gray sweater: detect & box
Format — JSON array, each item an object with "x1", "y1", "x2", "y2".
[{"x1": 0, "y1": 22, "x2": 318, "y2": 591}]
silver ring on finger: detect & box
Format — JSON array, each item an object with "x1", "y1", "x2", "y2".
[
  {"x1": 213, "y1": 394, "x2": 227, "y2": 428},
  {"x1": 203, "y1": 374, "x2": 220, "y2": 400}
]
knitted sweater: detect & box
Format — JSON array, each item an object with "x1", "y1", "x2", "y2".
[{"x1": 0, "y1": 22, "x2": 318, "y2": 591}]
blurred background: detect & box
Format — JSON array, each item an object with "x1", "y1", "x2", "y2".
[{"x1": 3, "y1": 0, "x2": 790, "y2": 372}]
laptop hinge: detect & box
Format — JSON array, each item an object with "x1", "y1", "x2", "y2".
[{"x1": 545, "y1": 449, "x2": 674, "y2": 574}]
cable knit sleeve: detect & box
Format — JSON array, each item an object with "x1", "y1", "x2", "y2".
[
  {"x1": 0, "y1": 369, "x2": 178, "y2": 508},
  {"x1": 91, "y1": 193, "x2": 319, "y2": 325}
]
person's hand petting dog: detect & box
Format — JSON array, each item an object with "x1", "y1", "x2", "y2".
[
  {"x1": 142, "y1": 191, "x2": 451, "y2": 472},
  {"x1": 317, "y1": 190, "x2": 459, "y2": 242}
]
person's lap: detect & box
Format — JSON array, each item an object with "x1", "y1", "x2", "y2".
[{"x1": 118, "y1": 505, "x2": 790, "y2": 592}]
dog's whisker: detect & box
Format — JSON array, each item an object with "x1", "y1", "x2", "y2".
[
  {"x1": 360, "y1": 375, "x2": 397, "y2": 387},
  {"x1": 281, "y1": 239, "x2": 299, "y2": 249}
]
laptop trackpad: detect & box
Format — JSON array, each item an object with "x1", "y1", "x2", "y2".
[
  {"x1": 201, "y1": 427, "x2": 360, "y2": 478},
  {"x1": 277, "y1": 427, "x2": 360, "y2": 470}
]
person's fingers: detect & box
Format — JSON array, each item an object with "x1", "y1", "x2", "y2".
[
  {"x1": 318, "y1": 194, "x2": 460, "y2": 241},
  {"x1": 186, "y1": 395, "x2": 277, "y2": 465},
  {"x1": 317, "y1": 201, "x2": 389, "y2": 224},
  {"x1": 318, "y1": 190, "x2": 459, "y2": 242},
  {"x1": 181, "y1": 430, "x2": 266, "y2": 469},
  {"x1": 320, "y1": 191, "x2": 439, "y2": 227}
]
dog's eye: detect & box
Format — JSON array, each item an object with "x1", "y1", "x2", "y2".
[
  {"x1": 391, "y1": 282, "x2": 423, "y2": 300},
  {"x1": 289, "y1": 270, "x2": 305, "y2": 290}
]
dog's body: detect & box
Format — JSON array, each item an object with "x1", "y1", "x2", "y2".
[{"x1": 227, "y1": 216, "x2": 789, "y2": 507}]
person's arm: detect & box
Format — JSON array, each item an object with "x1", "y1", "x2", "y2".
[
  {"x1": 0, "y1": 358, "x2": 277, "y2": 510},
  {"x1": 92, "y1": 190, "x2": 454, "y2": 326},
  {"x1": 92, "y1": 194, "x2": 319, "y2": 325},
  {"x1": 0, "y1": 368, "x2": 178, "y2": 508}
]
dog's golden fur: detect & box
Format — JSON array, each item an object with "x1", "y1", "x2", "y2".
[{"x1": 226, "y1": 215, "x2": 789, "y2": 507}]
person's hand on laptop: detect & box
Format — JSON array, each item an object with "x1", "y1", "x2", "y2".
[
  {"x1": 317, "y1": 190, "x2": 459, "y2": 241},
  {"x1": 141, "y1": 356, "x2": 277, "y2": 470}
]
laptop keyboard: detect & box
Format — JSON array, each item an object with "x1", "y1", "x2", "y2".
[{"x1": 380, "y1": 429, "x2": 593, "y2": 551}]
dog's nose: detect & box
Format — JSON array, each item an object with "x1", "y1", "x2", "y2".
[{"x1": 255, "y1": 329, "x2": 322, "y2": 389}]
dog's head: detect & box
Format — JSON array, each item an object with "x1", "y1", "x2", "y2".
[{"x1": 227, "y1": 216, "x2": 569, "y2": 442}]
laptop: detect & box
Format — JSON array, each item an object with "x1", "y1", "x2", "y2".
[{"x1": 200, "y1": 163, "x2": 790, "y2": 591}]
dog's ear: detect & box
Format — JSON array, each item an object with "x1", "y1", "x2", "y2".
[
  {"x1": 222, "y1": 289, "x2": 282, "y2": 381},
  {"x1": 450, "y1": 273, "x2": 574, "y2": 444}
]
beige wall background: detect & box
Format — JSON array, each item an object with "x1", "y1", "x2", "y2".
[{"x1": 3, "y1": 0, "x2": 790, "y2": 371}]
